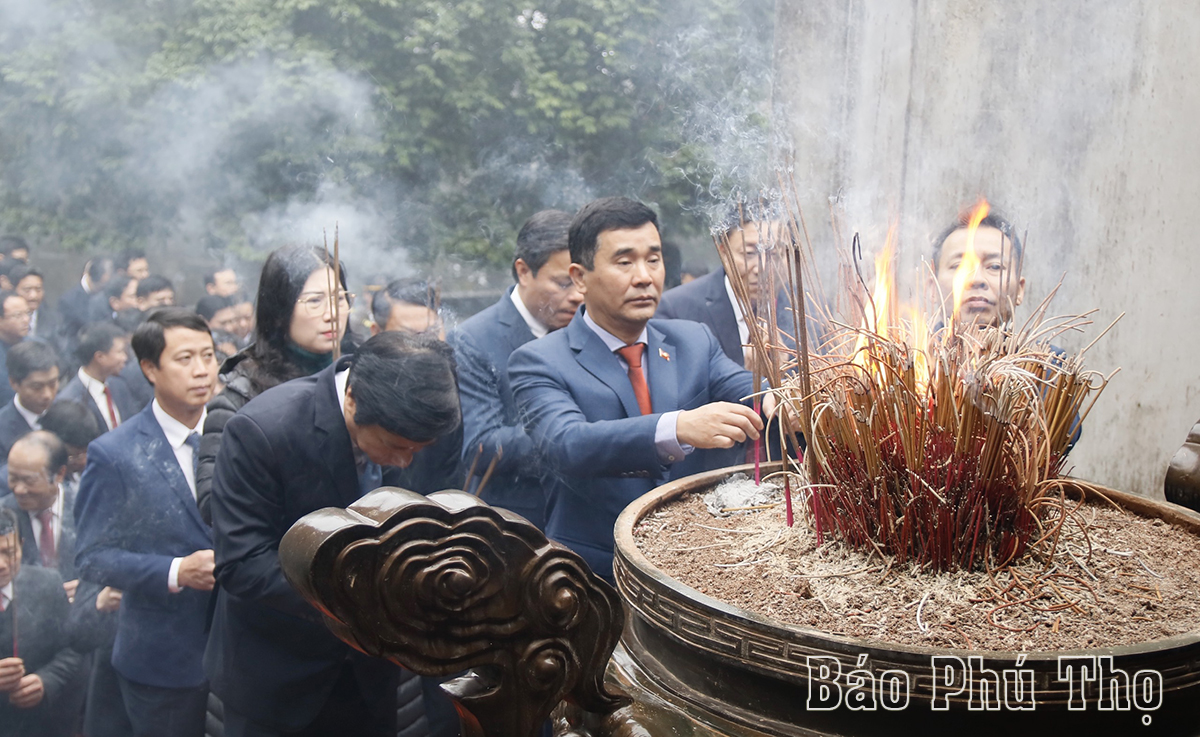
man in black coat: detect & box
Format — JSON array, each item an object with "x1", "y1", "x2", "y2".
[
  {"x1": 206, "y1": 331, "x2": 462, "y2": 737},
  {"x1": 57, "y1": 322, "x2": 138, "y2": 434},
  {"x1": 56, "y1": 258, "x2": 114, "y2": 365},
  {"x1": 0, "y1": 291, "x2": 32, "y2": 408},
  {"x1": 0, "y1": 342, "x2": 60, "y2": 461},
  {"x1": 1, "y1": 433, "x2": 76, "y2": 587},
  {"x1": 0, "y1": 509, "x2": 86, "y2": 737}
]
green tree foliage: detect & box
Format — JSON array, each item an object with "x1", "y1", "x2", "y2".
[{"x1": 0, "y1": 0, "x2": 773, "y2": 269}]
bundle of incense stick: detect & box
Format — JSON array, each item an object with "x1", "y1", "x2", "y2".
[{"x1": 717, "y1": 189, "x2": 1119, "y2": 573}]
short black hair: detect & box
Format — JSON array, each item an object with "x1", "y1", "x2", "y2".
[
  {"x1": 932, "y1": 206, "x2": 1024, "y2": 268},
  {"x1": 13, "y1": 430, "x2": 68, "y2": 477},
  {"x1": 87, "y1": 257, "x2": 114, "y2": 284},
  {"x1": 114, "y1": 307, "x2": 146, "y2": 334},
  {"x1": 117, "y1": 248, "x2": 147, "y2": 272},
  {"x1": 7, "y1": 264, "x2": 42, "y2": 288},
  {"x1": 132, "y1": 307, "x2": 212, "y2": 367},
  {"x1": 0, "y1": 290, "x2": 23, "y2": 317},
  {"x1": 568, "y1": 197, "x2": 659, "y2": 270},
  {"x1": 195, "y1": 294, "x2": 234, "y2": 322},
  {"x1": 204, "y1": 267, "x2": 235, "y2": 287},
  {"x1": 7, "y1": 340, "x2": 58, "y2": 384},
  {"x1": 136, "y1": 274, "x2": 174, "y2": 300},
  {"x1": 40, "y1": 399, "x2": 102, "y2": 448},
  {"x1": 346, "y1": 331, "x2": 460, "y2": 442},
  {"x1": 76, "y1": 321, "x2": 126, "y2": 366},
  {"x1": 0, "y1": 507, "x2": 17, "y2": 540},
  {"x1": 371, "y1": 278, "x2": 437, "y2": 328},
  {"x1": 105, "y1": 274, "x2": 135, "y2": 301},
  {"x1": 512, "y1": 210, "x2": 572, "y2": 281},
  {"x1": 0, "y1": 235, "x2": 29, "y2": 258},
  {"x1": 715, "y1": 199, "x2": 784, "y2": 236},
  {"x1": 681, "y1": 261, "x2": 711, "y2": 278}
]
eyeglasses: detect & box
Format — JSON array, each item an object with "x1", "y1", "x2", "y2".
[{"x1": 296, "y1": 291, "x2": 355, "y2": 317}]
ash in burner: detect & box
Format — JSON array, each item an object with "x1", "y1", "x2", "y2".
[{"x1": 702, "y1": 473, "x2": 782, "y2": 517}]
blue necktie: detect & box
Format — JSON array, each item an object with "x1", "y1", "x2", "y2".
[
  {"x1": 358, "y1": 459, "x2": 383, "y2": 498},
  {"x1": 186, "y1": 432, "x2": 201, "y2": 476}
]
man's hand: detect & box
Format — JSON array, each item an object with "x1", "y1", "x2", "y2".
[
  {"x1": 8, "y1": 674, "x2": 44, "y2": 708},
  {"x1": 96, "y1": 586, "x2": 123, "y2": 612},
  {"x1": 63, "y1": 579, "x2": 79, "y2": 603},
  {"x1": 178, "y1": 549, "x2": 216, "y2": 592},
  {"x1": 0, "y1": 658, "x2": 24, "y2": 692},
  {"x1": 677, "y1": 402, "x2": 764, "y2": 449}
]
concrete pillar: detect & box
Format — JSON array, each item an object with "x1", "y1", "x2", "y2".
[{"x1": 773, "y1": 1, "x2": 1200, "y2": 498}]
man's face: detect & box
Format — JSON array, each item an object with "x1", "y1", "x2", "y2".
[
  {"x1": 344, "y1": 391, "x2": 434, "y2": 468},
  {"x1": 0, "y1": 295, "x2": 31, "y2": 344},
  {"x1": 208, "y1": 269, "x2": 240, "y2": 297},
  {"x1": 723, "y1": 221, "x2": 787, "y2": 304},
  {"x1": 231, "y1": 301, "x2": 253, "y2": 340},
  {"x1": 0, "y1": 532, "x2": 19, "y2": 589},
  {"x1": 92, "y1": 337, "x2": 129, "y2": 379},
  {"x1": 933, "y1": 226, "x2": 1025, "y2": 328},
  {"x1": 516, "y1": 249, "x2": 583, "y2": 331},
  {"x1": 111, "y1": 280, "x2": 139, "y2": 313},
  {"x1": 139, "y1": 288, "x2": 175, "y2": 310},
  {"x1": 572, "y1": 222, "x2": 664, "y2": 337},
  {"x1": 15, "y1": 275, "x2": 43, "y2": 312},
  {"x1": 8, "y1": 444, "x2": 62, "y2": 514},
  {"x1": 381, "y1": 301, "x2": 444, "y2": 338},
  {"x1": 12, "y1": 367, "x2": 59, "y2": 415},
  {"x1": 126, "y1": 258, "x2": 150, "y2": 280},
  {"x1": 9, "y1": 249, "x2": 28, "y2": 264},
  {"x1": 210, "y1": 306, "x2": 239, "y2": 334},
  {"x1": 140, "y1": 327, "x2": 216, "y2": 415}
]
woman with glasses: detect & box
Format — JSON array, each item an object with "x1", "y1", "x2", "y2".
[{"x1": 195, "y1": 244, "x2": 354, "y2": 524}]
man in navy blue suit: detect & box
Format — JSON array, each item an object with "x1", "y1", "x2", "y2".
[
  {"x1": 74, "y1": 308, "x2": 218, "y2": 737},
  {"x1": 509, "y1": 196, "x2": 765, "y2": 581},
  {"x1": 207, "y1": 330, "x2": 461, "y2": 737},
  {"x1": 451, "y1": 210, "x2": 583, "y2": 529},
  {"x1": 57, "y1": 322, "x2": 138, "y2": 434},
  {"x1": 0, "y1": 291, "x2": 32, "y2": 409},
  {"x1": 0, "y1": 341, "x2": 60, "y2": 460}
]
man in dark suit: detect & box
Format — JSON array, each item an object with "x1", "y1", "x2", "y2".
[
  {"x1": 57, "y1": 322, "x2": 137, "y2": 434},
  {"x1": 7, "y1": 267, "x2": 55, "y2": 346},
  {"x1": 0, "y1": 508, "x2": 86, "y2": 737},
  {"x1": 509, "y1": 196, "x2": 765, "y2": 580},
  {"x1": 2, "y1": 433, "x2": 76, "y2": 589},
  {"x1": 656, "y1": 213, "x2": 786, "y2": 368},
  {"x1": 451, "y1": 210, "x2": 583, "y2": 528},
  {"x1": 207, "y1": 331, "x2": 461, "y2": 737},
  {"x1": 0, "y1": 291, "x2": 32, "y2": 408},
  {"x1": 0, "y1": 341, "x2": 59, "y2": 460},
  {"x1": 56, "y1": 258, "x2": 114, "y2": 364},
  {"x1": 74, "y1": 308, "x2": 218, "y2": 737}
]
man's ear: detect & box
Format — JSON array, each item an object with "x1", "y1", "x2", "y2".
[
  {"x1": 139, "y1": 358, "x2": 157, "y2": 386},
  {"x1": 569, "y1": 263, "x2": 587, "y2": 294},
  {"x1": 1015, "y1": 276, "x2": 1026, "y2": 307},
  {"x1": 8, "y1": 378, "x2": 18, "y2": 393},
  {"x1": 514, "y1": 258, "x2": 533, "y2": 286},
  {"x1": 53, "y1": 466, "x2": 67, "y2": 486}
]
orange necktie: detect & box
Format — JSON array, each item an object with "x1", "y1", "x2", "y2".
[
  {"x1": 615, "y1": 343, "x2": 652, "y2": 416},
  {"x1": 103, "y1": 385, "x2": 119, "y2": 428}
]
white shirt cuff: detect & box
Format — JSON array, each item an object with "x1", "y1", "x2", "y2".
[
  {"x1": 168, "y1": 557, "x2": 183, "y2": 593},
  {"x1": 655, "y1": 411, "x2": 693, "y2": 465}
]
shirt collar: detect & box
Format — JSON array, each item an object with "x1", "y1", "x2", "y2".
[
  {"x1": 335, "y1": 367, "x2": 350, "y2": 417},
  {"x1": 510, "y1": 288, "x2": 550, "y2": 340},
  {"x1": 582, "y1": 308, "x2": 648, "y2": 351},
  {"x1": 81, "y1": 274, "x2": 92, "y2": 294},
  {"x1": 12, "y1": 395, "x2": 42, "y2": 429},
  {"x1": 0, "y1": 581, "x2": 11, "y2": 606},
  {"x1": 77, "y1": 366, "x2": 106, "y2": 392},
  {"x1": 151, "y1": 400, "x2": 206, "y2": 449}
]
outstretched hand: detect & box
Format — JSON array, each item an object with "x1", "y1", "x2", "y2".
[{"x1": 677, "y1": 402, "x2": 764, "y2": 449}]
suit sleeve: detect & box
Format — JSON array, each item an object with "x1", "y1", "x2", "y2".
[
  {"x1": 210, "y1": 412, "x2": 313, "y2": 620},
  {"x1": 30, "y1": 576, "x2": 84, "y2": 706},
  {"x1": 196, "y1": 395, "x2": 238, "y2": 525},
  {"x1": 73, "y1": 442, "x2": 175, "y2": 607},
  {"x1": 508, "y1": 345, "x2": 663, "y2": 477},
  {"x1": 451, "y1": 331, "x2": 536, "y2": 477},
  {"x1": 704, "y1": 325, "x2": 757, "y2": 405}
]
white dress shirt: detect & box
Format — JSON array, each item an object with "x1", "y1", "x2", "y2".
[
  {"x1": 724, "y1": 275, "x2": 752, "y2": 363},
  {"x1": 0, "y1": 581, "x2": 11, "y2": 611},
  {"x1": 582, "y1": 310, "x2": 691, "y2": 464},
  {"x1": 511, "y1": 288, "x2": 550, "y2": 339},
  {"x1": 12, "y1": 395, "x2": 42, "y2": 430},
  {"x1": 27, "y1": 488, "x2": 64, "y2": 555},
  {"x1": 157, "y1": 400, "x2": 206, "y2": 593},
  {"x1": 78, "y1": 367, "x2": 120, "y2": 431}
]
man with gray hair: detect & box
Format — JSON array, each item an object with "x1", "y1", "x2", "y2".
[{"x1": 450, "y1": 210, "x2": 583, "y2": 529}]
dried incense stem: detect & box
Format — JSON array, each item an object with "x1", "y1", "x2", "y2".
[{"x1": 332, "y1": 225, "x2": 341, "y2": 362}]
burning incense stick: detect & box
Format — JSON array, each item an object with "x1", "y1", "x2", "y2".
[{"x1": 784, "y1": 476, "x2": 794, "y2": 528}]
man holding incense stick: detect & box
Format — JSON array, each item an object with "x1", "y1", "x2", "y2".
[{"x1": 509, "y1": 196, "x2": 763, "y2": 581}]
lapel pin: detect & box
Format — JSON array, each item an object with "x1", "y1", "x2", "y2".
[{"x1": 659, "y1": 348, "x2": 671, "y2": 361}]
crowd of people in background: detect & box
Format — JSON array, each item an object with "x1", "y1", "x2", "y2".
[{"x1": 0, "y1": 195, "x2": 1033, "y2": 737}]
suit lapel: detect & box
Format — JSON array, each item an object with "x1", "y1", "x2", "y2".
[
  {"x1": 312, "y1": 362, "x2": 361, "y2": 506},
  {"x1": 645, "y1": 323, "x2": 679, "y2": 415},
  {"x1": 567, "y1": 314, "x2": 641, "y2": 419},
  {"x1": 703, "y1": 269, "x2": 745, "y2": 366},
  {"x1": 136, "y1": 410, "x2": 209, "y2": 534},
  {"x1": 497, "y1": 288, "x2": 536, "y2": 354}
]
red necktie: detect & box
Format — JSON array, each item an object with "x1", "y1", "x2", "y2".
[
  {"x1": 37, "y1": 509, "x2": 56, "y2": 567},
  {"x1": 103, "y1": 385, "x2": 119, "y2": 428},
  {"x1": 615, "y1": 343, "x2": 652, "y2": 416}
]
